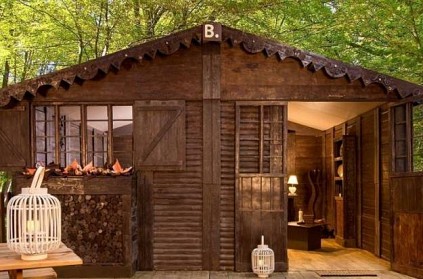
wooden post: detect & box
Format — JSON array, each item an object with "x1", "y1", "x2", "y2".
[{"x1": 202, "y1": 41, "x2": 221, "y2": 270}]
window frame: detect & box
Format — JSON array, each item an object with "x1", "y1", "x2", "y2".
[
  {"x1": 31, "y1": 103, "x2": 133, "y2": 167},
  {"x1": 391, "y1": 100, "x2": 423, "y2": 173}
]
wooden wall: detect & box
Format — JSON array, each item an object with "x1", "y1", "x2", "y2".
[
  {"x1": 220, "y1": 44, "x2": 388, "y2": 102},
  {"x1": 293, "y1": 135, "x2": 324, "y2": 219},
  {"x1": 391, "y1": 174, "x2": 423, "y2": 278},
  {"x1": 41, "y1": 47, "x2": 204, "y2": 102},
  {"x1": 325, "y1": 105, "x2": 393, "y2": 260}
]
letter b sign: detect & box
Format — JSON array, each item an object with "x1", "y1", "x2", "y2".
[{"x1": 203, "y1": 23, "x2": 222, "y2": 42}]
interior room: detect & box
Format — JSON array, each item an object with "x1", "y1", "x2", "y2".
[{"x1": 285, "y1": 100, "x2": 393, "y2": 270}]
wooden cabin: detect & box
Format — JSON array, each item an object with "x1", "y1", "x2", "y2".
[{"x1": 0, "y1": 23, "x2": 422, "y2": 278}]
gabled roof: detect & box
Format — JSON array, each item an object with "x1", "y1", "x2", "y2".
[{"x1": 1, "y1": 24, "x2": 422, "y2": 107}]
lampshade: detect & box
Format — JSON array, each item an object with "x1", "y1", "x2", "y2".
[
  {"x1": 7, "y1": 167, "x2": 61, "y2": 260},
  {"x1": 287, "y1": 175, "x2": 298, "y2": 185},
  {"x1": 251, "y1": 235, "x2": 275, "y2": 278}
]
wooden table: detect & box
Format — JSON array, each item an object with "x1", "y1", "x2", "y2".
[
  {"x1": 287, "y1": 221, "x2": 323, "y2": 250},
  {"x1": 0, "y1": 243, "x2": 82, "y2": 279}
]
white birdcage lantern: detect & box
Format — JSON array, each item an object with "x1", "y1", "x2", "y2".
[
  {"x1": 7, "y1": 167, "x2": 61, "y2": 260},
  {"x1": 251, "y1": 235, "x2": 275, "y2": 278}
]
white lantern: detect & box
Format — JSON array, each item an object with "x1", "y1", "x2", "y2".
[
  {"x1": 251, "y1": 235, "x2": 275, "y2": 278},
  {"x1": 7, "y1": 167, "x2": 61, "y2": 260}
]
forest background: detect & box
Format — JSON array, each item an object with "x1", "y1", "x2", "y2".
[{"x1": 0, "y1": 0, "x2": 422, "y2": 87}]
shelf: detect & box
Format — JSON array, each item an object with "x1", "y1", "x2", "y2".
[
  {"x1": 334, "y1": 177, "x2": 343, "y2": 181},
  {"x1": 334, "y1": 157, "x2": 343, "y2": 161}
]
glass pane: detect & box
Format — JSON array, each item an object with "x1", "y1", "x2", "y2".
[
  {"x1": 35, "y1": 106, "x2": 54, "y2": 121},
  {"x1": 87, "y1": 123, "x2": 108, "y2": 156},
  {"x1": 113, "y1": 121, "x2": 133, "y2": 136},
  {"x1": 87, "y1": 152, "x2": 107, "y2": 167},
  {"x1": 60, "y1": 136, "x2": 81, "y2": 153},
  {"x1": 113, "y1": 106, "x2": 132, "y2": 119},
  {"x1": 36, "y1": 153, "x2": 55, "y2": 166},
  {"x1": 61, "y1": 152, "x2": 81, "y2": 167},
  {"x1": 113, "y1": 151, "x2": 132, "y2": 167},
  {"x1": 60, "y1": 106, "x2": 81, "y2": 120},
  {"x1": 87, "y1": 121, "x2": 108, "y2": 134},
  {"x1": 112, "y1": 106, "x2": 132, "y2": 166},
  {"x1": 87, "y1": 106, "x2": 107, "y2": 120}
]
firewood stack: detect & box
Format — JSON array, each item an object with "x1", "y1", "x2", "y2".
[{"x1": 59, "y1": 194, "x2": 124, "y2": 264}]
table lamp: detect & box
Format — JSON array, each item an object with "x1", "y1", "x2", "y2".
[
  {"x1": 287, "y1": 175, "x2": 298, "y2": 196},
  {"x1": 7, "y1": 166, "x2": 61, "y2": 260}
]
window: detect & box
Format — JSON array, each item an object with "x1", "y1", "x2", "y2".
[
  {"x1": 34, "y1": 105, "x2": 133, "y2": 167},
  {"x1": 392, "y1": 101, "x2": 423, "y2": 173},
  {"x1": 87, "y1": 106, "x2": 108, "y2": 166},
  {"x1": 413, "y1": 102, "x2": 423, "y2": 171}
]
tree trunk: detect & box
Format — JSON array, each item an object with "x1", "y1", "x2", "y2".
[
  {"x1": 2, "y1": 60, "x2": 9, "y2": 88},
  {"x1": 133, "y1": 0, "x2": 142, "y2": 38}
]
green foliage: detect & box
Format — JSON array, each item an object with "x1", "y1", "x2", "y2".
[
  {"x1": 0, "y1": 171, "x2": 9, "y2": 191},
  {"x1": 0, "y1": 0, "x2": 422, "y2": 85}
]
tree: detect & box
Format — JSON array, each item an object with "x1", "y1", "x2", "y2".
[{"x1": 0, "y1": 0, "x2": 421, "y2": 85}]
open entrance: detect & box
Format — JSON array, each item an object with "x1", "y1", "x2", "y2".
[{"x1": 285, "y1": 101, "x2": 391, "y2": 270}]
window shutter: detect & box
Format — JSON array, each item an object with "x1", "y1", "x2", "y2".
[
  {"x1": 134, "y1": 100, "x2": 186, "y2": 170},
  {"x1": 0, "y1": 105, "x2": 29, "y2": 167}
]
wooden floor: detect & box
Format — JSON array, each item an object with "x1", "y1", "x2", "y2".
[{"x1": 90, "y1": 240, "x2": 415, "y2": 279}]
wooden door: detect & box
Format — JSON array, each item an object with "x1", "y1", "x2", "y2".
[
  {"x1": 134, "y1": 100, "x2": 188, "y2": 270},
  {"x1": 235, "y1": 103, "x2": 287, "y2": 271}
]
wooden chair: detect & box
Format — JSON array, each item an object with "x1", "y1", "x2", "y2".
[{"x1": 0, "y1": 268, "x2": 57, "y2": 279}]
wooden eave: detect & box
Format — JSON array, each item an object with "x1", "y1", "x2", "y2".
[{"x1": 1, "y1": 23, "x2": 423, "y2": 107}]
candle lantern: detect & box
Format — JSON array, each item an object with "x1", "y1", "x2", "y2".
[
  {"x1": 251, "y1": 235, "x2": 275, "y2": 278},
  {"x1": 7, "y1": 167, "x2": 61, "y2": 260}
]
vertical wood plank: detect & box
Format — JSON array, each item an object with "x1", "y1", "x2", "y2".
[
  {"x1": 202, "y1": 41, "x2": 221, "y2": 270},
  {"x1": 259, "y1": 106, "x2": 264, "y2": 173},
  {"x1": 374, "y1": 108, "x2": 381, "y2": 256},
  {"x1": 234, "y1": 105, "x2": 241, "y2": 271},
  {"x1": 139, "y1": 172, "x2": 153, "y2": 270},
  {"x1": 356, "y1": 118, "x2": 362, "y2": 248}
]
